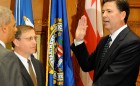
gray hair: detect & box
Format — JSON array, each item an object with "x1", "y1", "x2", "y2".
[{"x1": 0, "y1": 6, "x2": 12, "y2": 27}]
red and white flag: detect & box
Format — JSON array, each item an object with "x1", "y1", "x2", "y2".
[{"x1": 79, "y1": 0, "x2": 103, "y2": 86}]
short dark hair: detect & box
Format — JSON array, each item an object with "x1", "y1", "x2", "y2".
[
  {"x1": 102, "y1": 0, "x2": 130, "y2": 23},
  {"x1": 15, "y1": 25, "x2": 34, "y2": 39},
  {"x1": 12, "y1": 25, "x2": 34, "y2": 48}
]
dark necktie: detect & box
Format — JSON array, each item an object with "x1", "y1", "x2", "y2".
[
  {"x1": 28, "y1": 59, "x2": 38, "y2": 86},
  {"x1": 100, "y1": 36, "x2": 112, "y2": 63}
]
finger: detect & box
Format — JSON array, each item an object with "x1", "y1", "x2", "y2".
[{"x1": 81, "y1": 16, "x2": 87, "y2": 25}]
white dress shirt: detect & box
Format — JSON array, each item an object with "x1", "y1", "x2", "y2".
[
  {"x1": 0, "y1": 40, "x2": 6, "y2": 48},
  {"x1": 109, "y1": 24, "x2": 127, "y2": 46},
  {"x1": 14, "y1": 52, "x2": 36, "y2": 76}
]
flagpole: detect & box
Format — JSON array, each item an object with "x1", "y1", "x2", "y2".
[{"x1": 46, "y1": 0, "x2": 51, "y2": 85}]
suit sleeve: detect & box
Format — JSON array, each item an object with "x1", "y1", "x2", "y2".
[
  {"x1": 71, "y1": 42, "x2": 97, "y2": 72},
  {"x1": 0, "y1": 51, "x2": 24, "y2": 86},
  {"x1": 0, "y1": 62, "x2": 7, "y2": 86}
]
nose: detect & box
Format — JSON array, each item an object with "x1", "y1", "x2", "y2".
[
  {"x1": 33, "y1": 40, "x2": 37, "y2": 47},
  {"x1": 102, "y1": 11, "x2": 107, "y2": 18},
  {"x1": 32, "y1": 37, "x2": 37, "y2": 44}
]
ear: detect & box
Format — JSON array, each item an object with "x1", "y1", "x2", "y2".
[
  {"x1": 1, "y1": 22, "x2": 8, "y2": 33},
  {"x1": 121, "y1": 11, "x2": 126, "y2": 21},
  {"x1": 13, "y1": 39, "x2": 20, "y2": 47}
]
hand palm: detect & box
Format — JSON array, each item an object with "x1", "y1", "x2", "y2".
[{"x1": 75, "y1": 15, "x2": 88, "y2": 41}]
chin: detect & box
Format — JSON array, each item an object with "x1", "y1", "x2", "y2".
[
  {"x1": 103, "y1": 24, "x2": 110, "y2": 28},
  {"x1": 33, "y1": 51, "x2": 36, "y2": 53},
  {"x1": 30, "y1": 50, "x2": 36, "y2": 54},
  {"x1": 103, "y1": 26, "x2": 110, "y2": 30}
]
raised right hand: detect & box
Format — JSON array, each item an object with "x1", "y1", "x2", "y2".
[{"x1": 75, "y1": 15, "x2": 88, "y2": 41}]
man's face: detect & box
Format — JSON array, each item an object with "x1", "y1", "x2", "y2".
[
  {"x1": 15, "y1": 29, "x2": 37, "y2": 56},
  {"x1": 102, "y1": 1, "x2": 125, "y2": 32},
  {"x1": 7, "y1": 14, "x2": 17, "y2": 42}
]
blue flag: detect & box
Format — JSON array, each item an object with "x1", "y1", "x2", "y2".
[
  {"x1": 14, "y1": 0, "x2": 34, "y2": 27},
  {"x1": 47, "y1": 0, "x2": 75, "y2": 86}
]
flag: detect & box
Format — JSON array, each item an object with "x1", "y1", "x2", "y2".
[
  {"x1": 14, "y1": 0, "x2": 40, "y2": 59},
  {"x1": 46, "y1": 0, "x2": 75, "y2": 86},
  {"x1": 14, "y1": 0, "x2": 34, "y2": 27},
  {"x1": 78, "y1": 0, "x2": 103, "y2": 86}
]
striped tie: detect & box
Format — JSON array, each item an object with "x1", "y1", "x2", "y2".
[
  {"x1": 100, "y1": 36, "x2": 112, "y2": 63},
  {"x1": 28, "y1": 59, "x2": 38, "y2": 86}
]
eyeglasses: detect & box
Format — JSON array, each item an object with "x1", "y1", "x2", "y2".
[{"x1": 19, "y1": 36, "x2": 37, "y2": 41}]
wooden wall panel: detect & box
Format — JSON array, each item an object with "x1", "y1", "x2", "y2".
[
  {"x1": 128, "y1": 8, "x2": 140, "y2": 36},
  {"x1": 32, "y1": 0, "x2": 43, "y2": 31},
  {"x1": 128, "y1": 0, "x2": 140, "y2": 7},
  {"x1": 0, "y1": 0, "x2": 11, "y2": 8},
  {"x1": 66, "y1": 0, "x2": 77, "y2": 45},
  {"x1": 32, "y1": 0, "x2": 49, "y2": 69}
]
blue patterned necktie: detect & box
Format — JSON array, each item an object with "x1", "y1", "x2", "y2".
[{"x1": 100, "y1": 36, "x2": 112, "y2": 63}]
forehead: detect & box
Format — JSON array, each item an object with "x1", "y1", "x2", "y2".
[
  {"x1": 21, "y1": 29, "x2": 35, "y2": 36},
  {"x1": 103, "y1": 1, "x2": 118, "y2": 10},
  {"x1": 10, "y1": 14, "x2": 16, "y2": 24}
]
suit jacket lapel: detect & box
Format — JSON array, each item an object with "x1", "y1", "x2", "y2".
[
  {"x1": 31, "y1": 55, "x2": 40, "y2": 85},
  {"x1": 95, "y1": 27, "x2": 130, "y2": 80},
  {"x1": 18, "y1": 58, "x2": 34, "y2": 86},
  {"x1": 98, "y1": 37, "x2": 120, "y2": 73}
]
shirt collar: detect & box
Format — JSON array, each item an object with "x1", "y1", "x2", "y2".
[
  {"x1": 14, "y1": 51, "x2": 31, "y2": 63},
  {"x1": 110, "y1": 24, "x2": 127, "y2": 42},
  {"x1": 0, "y1": 40, "x2": 6, "y2": 48}
]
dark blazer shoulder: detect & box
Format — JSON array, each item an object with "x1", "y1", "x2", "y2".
[
  {"x1": 117, "y1": 27, "x2": 140, "y2": 46},
  {"x1": 0, "y1": 48, "x2": 24, "y2": 86}
]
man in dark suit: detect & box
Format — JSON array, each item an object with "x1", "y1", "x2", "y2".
[
  {"x1": 12, "y1": 25, "x2": 45, "y2": 86},
  {"x1": 0, "y1": 6, "x2": 24, "y2": 86},
  {"x1": 71, "y1": 0, "x2": 140, "y2": 86}
]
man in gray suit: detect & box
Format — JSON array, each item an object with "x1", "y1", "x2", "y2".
[
  {"x1": 0, "y1": 6, "x2": 23, "y2": 86},
  {"x1": 71, "y1": 0, "x2": 140, "y2": 86}
]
